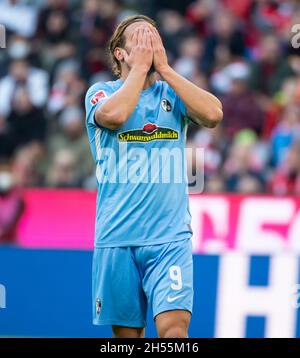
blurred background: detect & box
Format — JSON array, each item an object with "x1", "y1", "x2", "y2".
[{"x1": 0, "y1": 0, "x2": 300, "y2": 338}]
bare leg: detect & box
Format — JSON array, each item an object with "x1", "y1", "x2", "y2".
[
  {"x1": 112, "y1": 325, "x2": 145, "y2": 338},
  {"x1": 155, "y1": 310, "x2": 191, "y2": 338}
]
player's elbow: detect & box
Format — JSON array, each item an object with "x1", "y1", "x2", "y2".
[
  {"x1": 95, "y1": 108, "x2": 127, "y2": 130},
  {"x1": 106, "y1": 113, "x2": 128, "y2": 130},
  {"x1": 204, "y1": 107, "x2": 223, "y2": 128}
]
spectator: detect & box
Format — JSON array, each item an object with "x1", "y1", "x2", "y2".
[
  {"x1": 249, "y1": 34, "x2": 285, "y2": 98},
  {"x1": 202, "y1": 9, "x2": 246, "y2": 73},
  {"x1": 222, "y1": 0, "x2": 253, "y2": 20},
  {"x1": 0, "y1": 160, "x2": 24, "y2": 244},
  {"x1": 47, "y1": 106, "x2": 93, "y2": 179},
  {"x1": 47, "y1": 61, "x2": 85, "y2": 114},
  {"x1": 185, "y1": 0, "x2": 216, "y2": 37},
  {"x1": 7, "y1": 35, "x2": 31, "y2": 62},
  {"x1": 0, "y1": 59, "x2": 49, "y2": 117},
  {"x1": 12, "y1": 143, "x2": 44, "y2": 187},
  {"x1": 253, "y1": 0, "x2": 292, "y2": 34},
  {"x1": 46, "y1": 149, "x2": 81, "y2": 188},
  {"x1": 0, "y1": 116, "x2": 14, "y2": 158},
  {"x1": 271, "y1": 104, "x2": 300, "y2": 167},
  {"x1": 224, "y1": 129, "x2": 266, "y2": 192},
  {"x1": 158, "y1": 10, "x2": 194, "y2": 59},
  {"x1": 269, "y1": 141, "x2": 300, "y2": 196},
  {"x1": 221, "y1": 64, "x2": 263, "y2": 137},
  {"x1": 173, "y1": 35, "x2": 204, "y2": 79},
  {"x1": 270, "y1": 49, "x2": 300, "y2": 97},
  {"x1": 0, "y1": 0, "x2": 38, "y2": 38},
  {"x1": 236, "y1": 173, "x2": 264, "y2": 194},
  {"x1": 192, "y1": 125, "x2": 225, "y2": 175},
  {"x1": 7, "y1": 87, "x2": 47, "y2": 149},
  {"x1": 205, "y1": 174, "x2": 226, "y2": 193},
  {"x1": 37, "y1": 0, "x2": 70, "y2": 39}
]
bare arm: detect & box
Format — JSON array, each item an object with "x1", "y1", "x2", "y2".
[
  {"x1": 150, "y1": 28, "x2": 223, "y2": 128},
  {"x1": 159, "y1": 67, "x2": 223, "y2": 127},
  {"x1": 95, "y1": 28, "x2": 153, "y2": 130},
  {"x1": 95, "y1": 67, "x2": 148, "y2": 130}
]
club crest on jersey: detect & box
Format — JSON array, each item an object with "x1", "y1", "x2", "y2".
[
  {"x1": 90, "y1": 90, "x2": 107, "y2": 105},
  {"x1": 161, "y1": 98, "x2": 172, "y2": 112},
  {"x1": 118, "y1": 123, "x2": 179, "y2": 142}
]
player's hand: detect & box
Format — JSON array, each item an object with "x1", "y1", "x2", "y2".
[
  {"x1": 123, "y1": 27, "x2": 153, "y2": 73},
  {"x1": 150, "y1": 27, "x2": 169, "y2": 76}
]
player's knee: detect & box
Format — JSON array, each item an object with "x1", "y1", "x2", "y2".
[
  {"x1": 156, "y1": 311, "x2": 190, "y2": 338},
  {"x1": 159, "y1": 325, "x2": 188, "y2": 338},
  {"x1": 158, "y1": 319, "x2": 188, "y2": 338},
  {"x1": 112, "y1": 326, "x2": 145, "y2": 338}
]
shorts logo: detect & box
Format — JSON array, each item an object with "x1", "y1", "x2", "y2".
[
  {"x1": 90, "y1": 90, "x2": 107, "y2": 105},
  {"x1": 118, "y1": 123, "x2": 179, "y2": 142},
  {"x1": 96, "y1": 298, "x2": 101, "y2": 314},
  {"x1": 161, "y1": 99, "x2": 172, "y2": 112}
]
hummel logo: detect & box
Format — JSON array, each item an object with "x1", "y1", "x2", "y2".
[{"x1": 167, "y1": 294, "x2": 185, "y2": 303}]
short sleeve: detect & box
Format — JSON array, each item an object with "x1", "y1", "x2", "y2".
[
  {"x1": 167, "y1": 84, "x2": 189, "y2": 125},
  {"x1": 85, "y1": 82, "x2": 114, "y2": 127},
  {"x1": 178, "y1": 95, "x2": 187, "y2": 118}
]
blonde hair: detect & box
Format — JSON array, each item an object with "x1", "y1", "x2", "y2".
[{"x1": 109, "y1": 15, "x2": 156, "y2": 77}]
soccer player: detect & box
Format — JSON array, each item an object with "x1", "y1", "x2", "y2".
[{"x1": 85, "y1": 15, "x2": 222, "y2": 338}]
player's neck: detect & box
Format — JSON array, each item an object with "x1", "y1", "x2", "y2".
[{"x1": 142, "y1": 72, "x2": 157, "y2": 90}]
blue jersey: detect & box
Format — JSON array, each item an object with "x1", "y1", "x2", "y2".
[{"x1": 85, "y1": 79, "x2": 192, "y2": 247}]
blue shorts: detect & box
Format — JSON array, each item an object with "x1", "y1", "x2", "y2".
[{"x1": 92, "y1": 238, "x2": 193, "y2": 327}]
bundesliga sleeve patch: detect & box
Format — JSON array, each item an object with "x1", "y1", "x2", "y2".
[{"x1": 90, "y1": 90, "x2": 107, "y2": 105}]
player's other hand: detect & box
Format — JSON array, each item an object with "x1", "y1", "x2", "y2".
[
  {"x1": 150, "y1": 27, "x2": 169, "y2": 75},
  {"x1": 123, "y1": 27, "x2": 153, "y2": 73}
]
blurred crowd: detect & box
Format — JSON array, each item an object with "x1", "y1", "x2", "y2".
[{"x1": 0, "y1": 0, "x2": 300, "y2": 198}]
